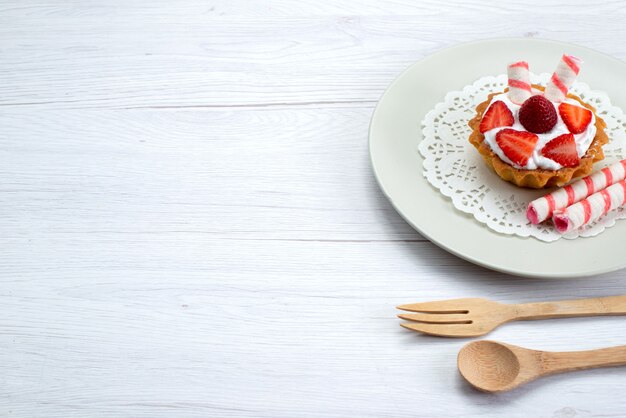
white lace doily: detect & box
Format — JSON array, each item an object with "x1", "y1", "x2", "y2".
[{"x1": 419, "y1": 73, "x2": 626, "y2": 242}]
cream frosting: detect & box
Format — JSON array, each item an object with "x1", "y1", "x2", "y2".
[{"x1": 482, "y1": 92, "x2": 596, "y2": 170}]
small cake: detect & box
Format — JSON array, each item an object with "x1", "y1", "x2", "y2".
[{"x1": 468, "y1": 56, "x2": 609, "y2": 189}]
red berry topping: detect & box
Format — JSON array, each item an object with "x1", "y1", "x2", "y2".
[
  {"x1": 541, "y1": 133, "x2": 580, "y2": 167},
  {"x1": 518, "y1": 95, "x2": 557, "y2": 134},
  {"x1": 495, "y1": 129, "x2": 539, "y2": 167},
  {"x1": 480, "y1": 101, "x2": 514, "y2": 133},
  {"x1": 558, "y1": 102, "x2": 592, "y2": 134}
]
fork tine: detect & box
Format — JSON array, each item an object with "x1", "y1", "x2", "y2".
[
  {"x1": 397, "y1": 313, "x2": 471, "y2": 324},
  {"x1": 396, "y1": 298, "x2": 481, "y2": 313},
  {"x1": 400, "y1": 321, "x2": 486, "y2": 338}
]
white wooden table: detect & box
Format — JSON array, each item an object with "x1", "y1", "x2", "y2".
[{"x1": 3, "y1": 1, "x2": 626, "y2": 416}]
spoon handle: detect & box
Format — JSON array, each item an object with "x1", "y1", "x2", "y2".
[
  {"x1": 513, "y1": 295, "x2": 626, "y2": 320},
  {"x1": 541, "y1": 345, "x2": 626, "y2": 375}
]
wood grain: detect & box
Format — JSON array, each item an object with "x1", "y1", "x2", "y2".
[
  {"x1": 3, "y1": 0, "x2": 626, "y2": 416},
  {"x1": 2, "y1": 1, "x2": 626, "y2": 109}
]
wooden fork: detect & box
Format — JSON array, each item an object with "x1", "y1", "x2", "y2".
[{"x1": 397, "y1": 296, "x2": 626, "y2": 337}]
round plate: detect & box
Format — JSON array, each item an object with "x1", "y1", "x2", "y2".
[{"x1": 369, "y1": 38, "x2": 626, "y2": 278}]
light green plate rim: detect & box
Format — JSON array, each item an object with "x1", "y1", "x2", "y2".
[{"x1": 369, "y1": 38, "x2": 626, "y2": 279}]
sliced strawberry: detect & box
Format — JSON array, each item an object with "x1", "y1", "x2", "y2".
[
  {"x1": 495, "y1": 129, "x2": 539, "y2": 167},
  {"x1": 541, "y1": 133, "x2": 580, "y2": 167},
  {"x1": 480, "y1": 101, "x2": 514, "y2": 133},
  {"x1": 558, "y1": 102, "x2": 592, "y2": 134}
]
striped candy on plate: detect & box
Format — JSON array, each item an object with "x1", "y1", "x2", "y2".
[
  {"x1": 553, "y1": 179, "x2": 626, "y2": 233},
  {"x1": 527, "y1": 159, "x2": 626, "y2": 224}
]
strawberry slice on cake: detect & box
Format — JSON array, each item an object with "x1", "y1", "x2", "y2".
[
  {"x1": 559, "y1": 102, "x2": 592, "y2": 134},
  {"x1": 479, "y1": 101, "x2": 514, "y2": 133},
  {"x1": 541, "y1": 133, "x2": 580, "y2": 168},
  {"x1": 495, "y1": 129, "x2": 539, "y2": 167}
]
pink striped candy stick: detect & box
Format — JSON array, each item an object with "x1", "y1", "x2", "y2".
[
  {"x1": 507, "y1": 61, "x2": 531, "y2": 104},
  {"x1": 527, "y1": 159, "x2": 626, "y2": 224},
  {"x1": 544, "y1": 54, "x2": 583, "y2": 102},
  {"x1": 553, "y1": 179, "x2": 626, "y2": 234}
]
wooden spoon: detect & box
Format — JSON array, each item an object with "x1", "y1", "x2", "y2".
[{"x1": 457, "y1": 340, "x2": 626, "y2": 393}]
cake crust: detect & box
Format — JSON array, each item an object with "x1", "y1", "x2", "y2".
[{"x1": 468, "y1": 85, "x2": 609, "y2": 189}]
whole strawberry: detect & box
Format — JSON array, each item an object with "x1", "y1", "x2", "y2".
[{"x1": 518, "y1": 95, "x2": 557, "y2": 134}]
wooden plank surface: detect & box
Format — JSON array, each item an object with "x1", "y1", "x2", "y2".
[{"x1": 3, "y1": 1, "x2": 626, "y2": 416}]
